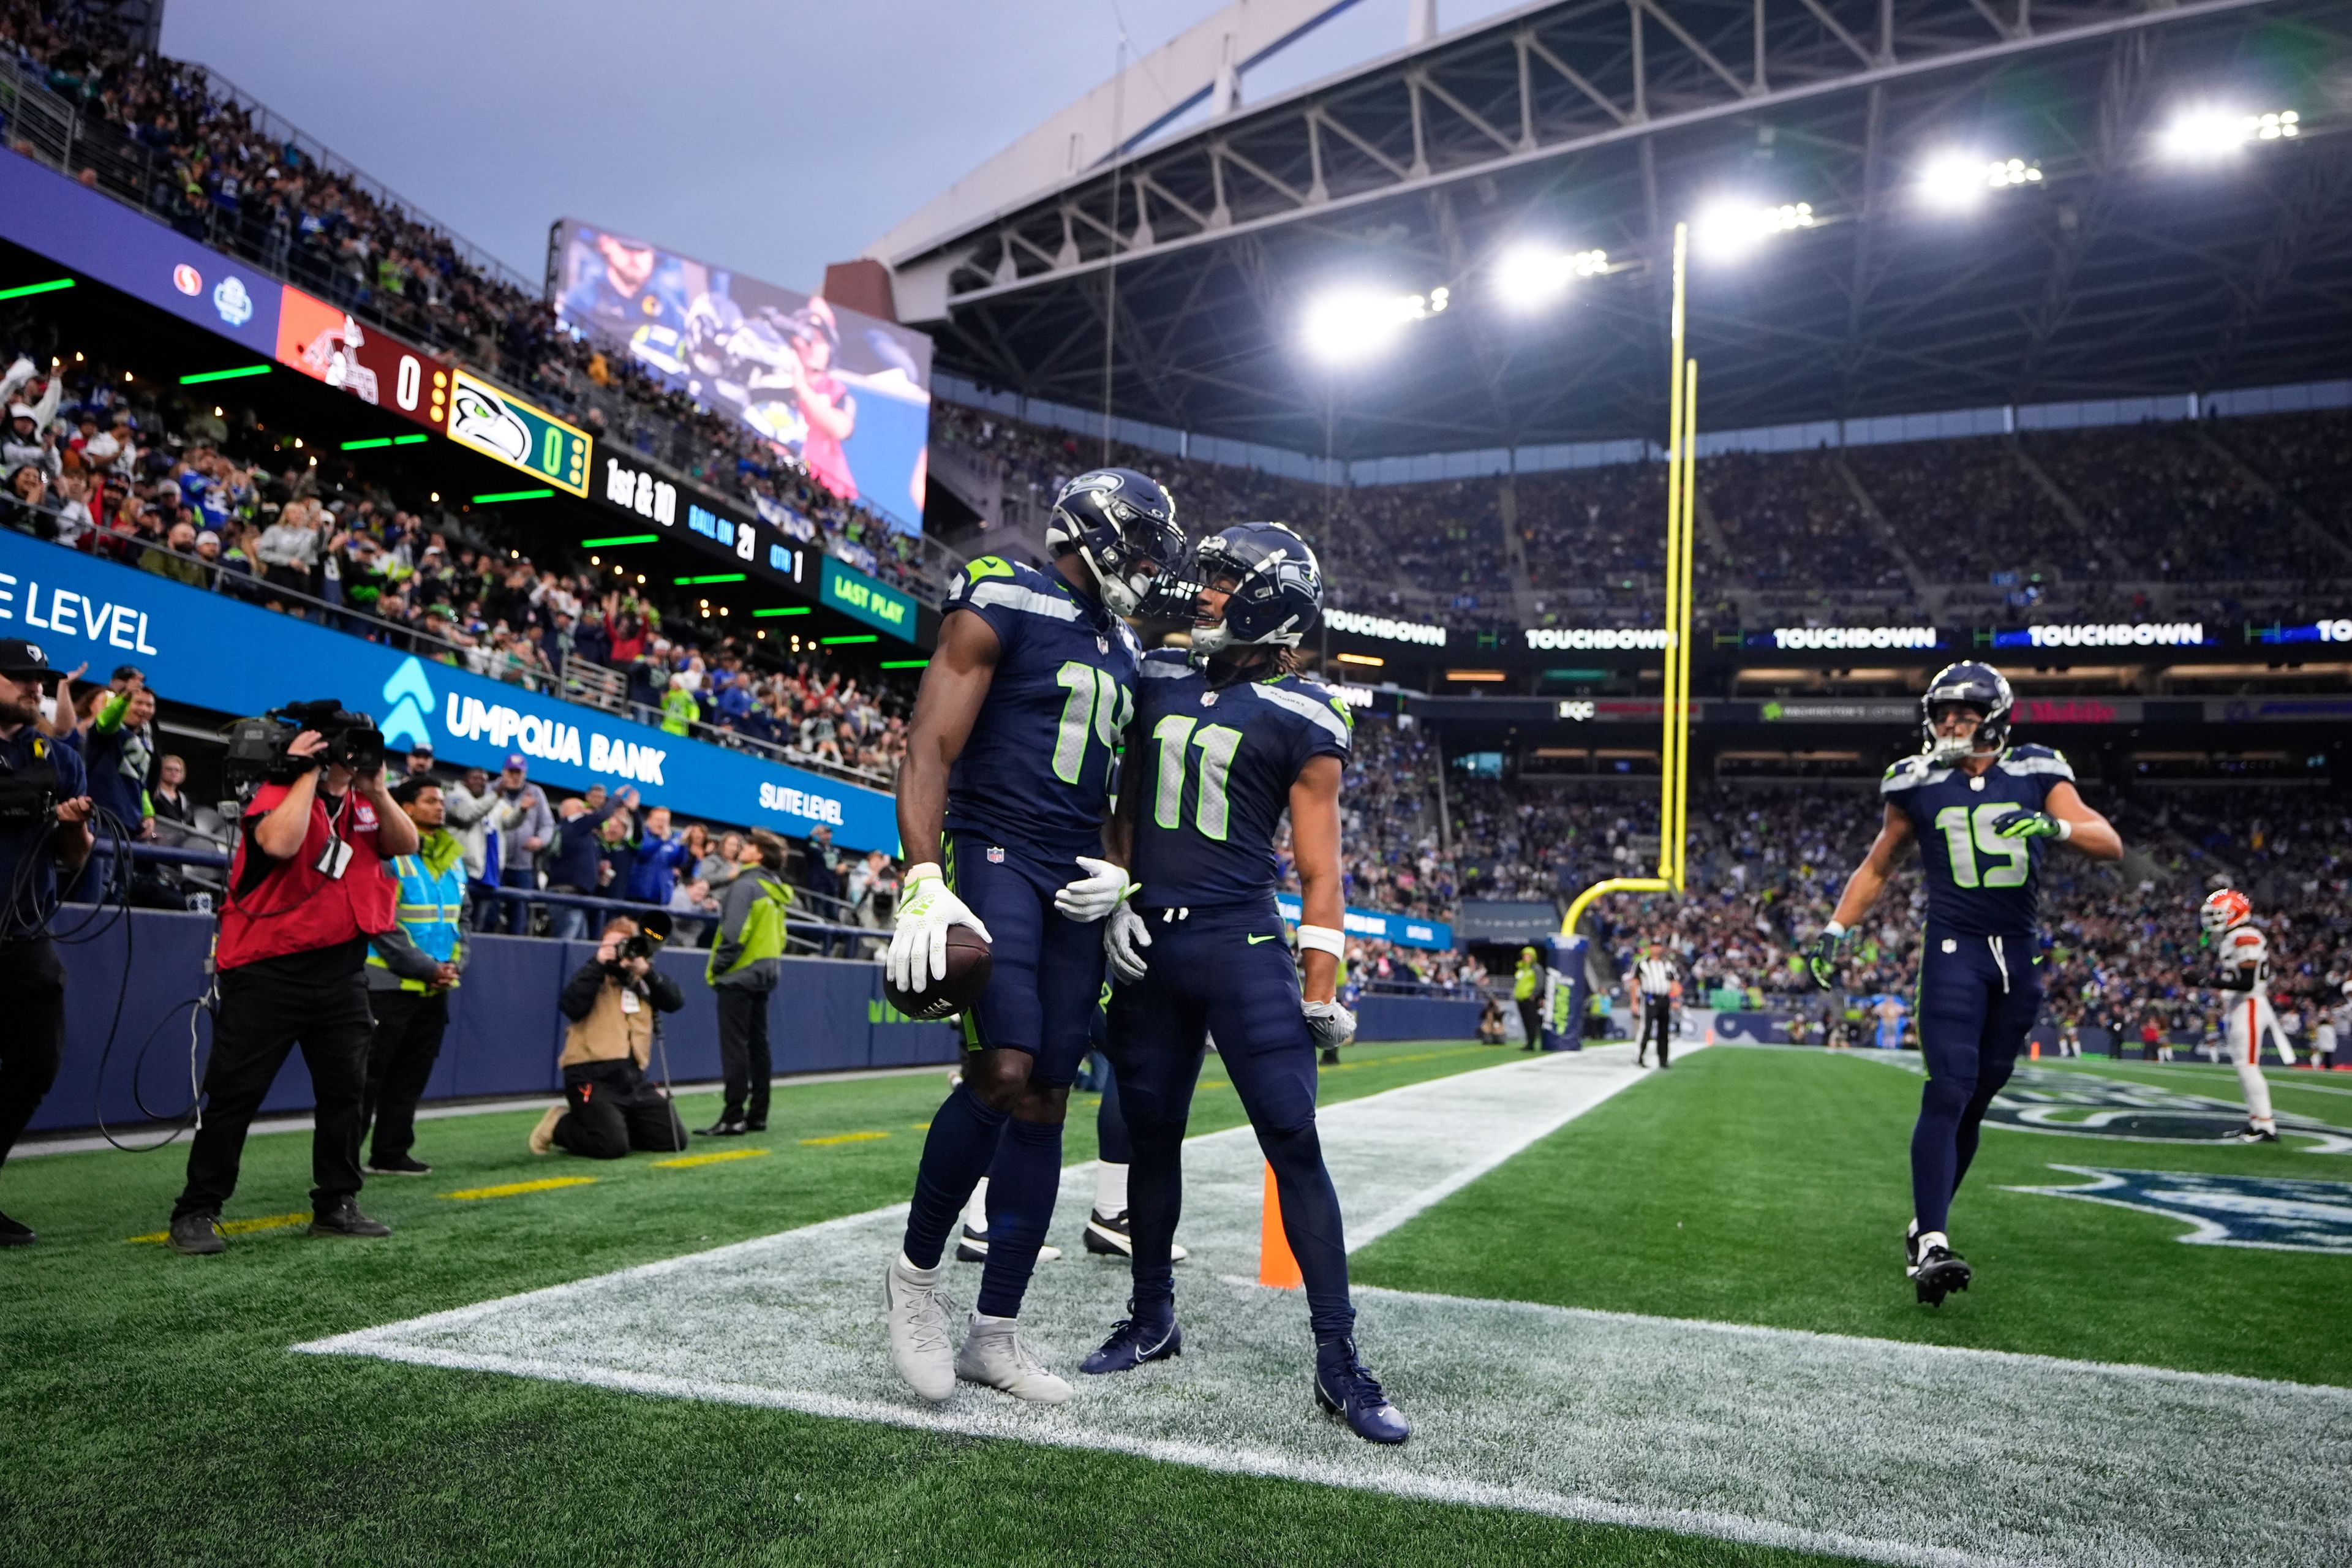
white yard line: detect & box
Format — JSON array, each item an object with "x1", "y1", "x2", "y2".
[{"x1": 300, "y1": 1041, "x2": 2351, "y2": 1568}]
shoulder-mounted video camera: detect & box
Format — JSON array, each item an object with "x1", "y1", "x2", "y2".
[
  {"x1": 222, "y1": 699, "x2": 386, "y2": 791},
  {"x1": 0, "y1": 736, "x2": 62, "y2": 827}
]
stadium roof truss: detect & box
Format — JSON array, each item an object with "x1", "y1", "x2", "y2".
[{"x1": 894, "y1": 0, "x2": 2352, "y2": 459}]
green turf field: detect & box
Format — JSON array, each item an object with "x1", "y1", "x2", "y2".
[
  {"x1": 1, "y1": 1039, "x2": 2342, "y2": 1567},
  {"x1": 1354, "y1": 1046, "x2": 2350, "y2": 1386}
]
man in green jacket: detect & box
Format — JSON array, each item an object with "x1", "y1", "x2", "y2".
[
  {"x1": 699, "y1": 829, "x2": 792, "y2": 1136},
  {"x1": 660, "y1": 674, "x2": 700, "y2": 737},
  {"x1": 1513, "y1": 945, "x2": 1544, "y2": 1052},
  {"x1": 361, "y1": 776, "x2": 468, "y2": 1175}
]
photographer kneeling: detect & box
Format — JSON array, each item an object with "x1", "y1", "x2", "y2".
[
  {"x1": 529, "y1": 915, "x2": 686, "y2": 1159},
  {"x1": 169, "y1": 702, "x2": 417, "y2": 1254}
]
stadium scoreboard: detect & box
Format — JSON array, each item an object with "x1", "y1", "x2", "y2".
[{"x1": 446, "y1": 370, "x2": 593, "y2": 497}]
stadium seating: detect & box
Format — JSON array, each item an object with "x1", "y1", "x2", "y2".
[
  {"x1": 1282, "y1": 705, "x2": 2351, "y2": 1041},
  {"x1": 0, "y1": 2, "x2": 937, "y2": 598},
  {"x1": 930, "y1": 400, "x2": 2352, "y2": 628},
  {"x1": 0, "y1": 337, "x2": 915, "y2": 783}
]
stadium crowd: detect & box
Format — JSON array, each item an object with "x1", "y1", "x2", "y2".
[
  {"x1": 931, "y1": 398, "x2": 2352, "y2": 632},
  {"x1": 0, "y1": 337, "x2": 917, "y2": 783},
  {"x1": 0, "y1": 0, "x2": 933, "y2": 597},
  {"x1": 1592, "y1": 781, "x2": 2352, "y2": 1052}
]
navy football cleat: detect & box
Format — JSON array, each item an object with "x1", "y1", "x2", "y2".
[
  {"x1": 1913, "y1": 1242, "x2": 1972, "y2": 1306},
  {"x1": 1314, "y1": 1340, "x2": 1410, "y2": 1444},
  {"x1": 1080, "y1": 1305, "x2": 1182, "y2": 1374}
]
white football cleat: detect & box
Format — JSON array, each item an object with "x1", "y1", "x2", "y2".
[
  {"x1": 956, "y1": 1313, "x2": 1073, "y2": 1404},
  {"x1": 882, "y1": 1254, "x2": 959, "y2": 1402}
]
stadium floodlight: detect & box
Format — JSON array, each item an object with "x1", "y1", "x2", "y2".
[
  {"x1": 1301, "y1": 285, "x2": 1450, "y2": 363},
  {"x1": 1692, "y1": 200, "x2": 1815, "y2": 259},
  {"x1": 1494, "y1": 246, "x2": 1608, "y2": 311},
  {"x1": 2163, "y1": 108, "x2": 2299, "y2": 160},
  {"x1": 1920, "y1": 154, "x2": 2043, "y2": 208}
]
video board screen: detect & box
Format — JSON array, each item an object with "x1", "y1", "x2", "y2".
[{"x1": 550, "y1": 220, "x2": 933, "y2": 535}]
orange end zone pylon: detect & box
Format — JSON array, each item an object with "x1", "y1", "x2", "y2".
[{"x1": 1257, "y1": 1162, "x2": 1302, "y2": 1288}]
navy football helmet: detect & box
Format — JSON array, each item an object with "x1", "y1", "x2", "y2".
[
  {"x1": 1190, "y1": 521, "x2": 1323, "y2": 655},
  {"x1": 1920, "y1": 660, "x2": 2013, "y2": 764},
  {"x1": 1045, "y1": 468, "x2": 1185, "y2": 618}
]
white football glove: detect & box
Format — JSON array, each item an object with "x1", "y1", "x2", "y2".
[
  {"x1": 1104, "y1": 903, "x2": 1153, "y2": 984},
  {"x1": 1303, "y1": 999, "x2": 1356, "y2": 1052},
  {"x1": 1052, "y1": 855, "x2": 1136, "y2": 924},
  {"x1": 886, "y1": 862, "x2": 993, "y2": 994}
]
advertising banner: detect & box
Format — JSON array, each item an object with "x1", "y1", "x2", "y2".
[
  {"x1": 0, "y1": 151, "x2": 281, "y2": 358},
  {"x1": 551, "y1": 219, "x2": 933, "y2": 534},
  {"x1": 0, "y1": 532, "x2": 897, "y2": 850},
  {"x1": 1273, "y1": 892, "x2": 1452, "y2": 951}
]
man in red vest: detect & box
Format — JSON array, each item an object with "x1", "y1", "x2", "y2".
[{"x1": 168, "y1": 714, "x2": 417, "y2": 1254}]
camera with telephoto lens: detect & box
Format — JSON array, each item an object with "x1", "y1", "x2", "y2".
[
  {"x1": 605, "y1": 910, "x2": 672, "y2": 972},
  {"x1": 222, "y1": 699, "x2": 386, "y2": 791}
]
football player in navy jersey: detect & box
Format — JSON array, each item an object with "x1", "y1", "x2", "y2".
[
  {"x1": 880, "y1": 469, "x2": 1183, "y2": 1405},
  {"x1": 1809, "y1": 663, "x2": 2121, "y2": 1303},
  {"x1": 1082, "y1": 521, "x2": 1410, "y2": 1445}
]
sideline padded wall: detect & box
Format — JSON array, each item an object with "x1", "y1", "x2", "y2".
[{"x1": 41, "y1": 911, "x2": 959, "y2": 1134}]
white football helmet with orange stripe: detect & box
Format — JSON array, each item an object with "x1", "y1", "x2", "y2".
[{"x1": 2199, "y1": 888, "x2": 2251, "y2": 942}]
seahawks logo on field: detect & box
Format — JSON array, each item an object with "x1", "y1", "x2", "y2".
[
  {"x1": 2009, "y1": 1165, "x2": 2352, "y2": 1254},
  {"x1": 1984, "y1": 1066, "x2": 2351, "y2": 1153}
]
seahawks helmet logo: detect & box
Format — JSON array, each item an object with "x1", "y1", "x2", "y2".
[{"x1": 448, "y1": 382, "x2": 532, "y2": 464}]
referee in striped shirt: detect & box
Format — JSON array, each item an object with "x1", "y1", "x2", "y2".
[{"x1": 1635, "y1": 946, "x2": 1676, "y2": 1069}]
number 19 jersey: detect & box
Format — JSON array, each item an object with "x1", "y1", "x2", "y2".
[
  {"x1": 942, "y1": 556, "x2": 1141, "y2": 862},
  {"x1": 1127, "y1": 649, "x2": 1354, "y2": 908},
  {"x1": 1882, "y1": 743, "x2": 2074, "y2": 939}
]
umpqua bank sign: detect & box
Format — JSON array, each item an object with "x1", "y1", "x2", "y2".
[
  {"x1": 391, "y1": 659, "x2": 673, "y2": 787},
  {"x1": 0, "y1": 531, "x2": 894, "y2": 848}
]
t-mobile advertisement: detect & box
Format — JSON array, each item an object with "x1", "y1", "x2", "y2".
[{"x1": 550, "y1": 220, "x2": 933, "y2": 535}]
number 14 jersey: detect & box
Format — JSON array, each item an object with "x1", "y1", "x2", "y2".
[
  {"x1": 943, "y1": 556, "x2": 1141, "y2": 862},
  {"x1": 1882, "y1": 743, "x2": 2074, "y2": 939},
  {"x1": 1126, "y1": 649, "x2": 1354, "y2": 908}
]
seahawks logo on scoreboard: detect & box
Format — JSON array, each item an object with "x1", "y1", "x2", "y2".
[
  {"x1": 1983, "y1": 1066, "x2": 2352, "y2": 1152},
  {"x1": 2008, "y1": 1165, "x2": 2352, "y2": 1254},
  {"x1": 448, "y1": 378, "x2": 531, "y2": 464}
]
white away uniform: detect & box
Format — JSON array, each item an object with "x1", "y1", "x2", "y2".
[{"x1": 2217, "y1": 922, "x2": 2291, "y2": 1127}]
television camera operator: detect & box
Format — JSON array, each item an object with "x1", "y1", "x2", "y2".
[
  {"x1": 527, "y1": 914, "x2": 687, "y2": 1159},
  {"x1": 167, "y1": 700, "x2": 418, "y2": 1255},
  {"x1": 0, "y1": 639, "x2": 94, "y2": 1246}
]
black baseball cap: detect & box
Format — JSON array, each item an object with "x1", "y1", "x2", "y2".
[{"x1": 0, "y1": 638, "x2": 58, "y2": 682}]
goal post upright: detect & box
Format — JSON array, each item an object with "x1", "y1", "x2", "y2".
[{"x1": 1562, "y1": 220, "x2": 1692, "y2": 937}]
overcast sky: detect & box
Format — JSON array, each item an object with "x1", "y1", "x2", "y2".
[{"x1": 162, "y1": 0, "x2": 1520, "y2": 298}]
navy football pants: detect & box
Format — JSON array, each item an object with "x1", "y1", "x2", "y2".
[
  {"x1": 1910, "y1": 930, "x2": 2041, "y2": 1235},
  {"x1": 902, "y1": 834, "x2": 1106, "y2": 1315},
  {"x1": 1105, "y1": 901, "x2": 1356, "y2": 1342}
]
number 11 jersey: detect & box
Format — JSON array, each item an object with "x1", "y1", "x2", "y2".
[
  {"x1": 1126, "y1": 648, "x2": 1354, "y2": 908},
  {"x1": 943, "y1": 555, "x2": 1141, "y2": 862},
  {"x1": 1882, "y1": 743, "x2": 2074, "y2": 939}
]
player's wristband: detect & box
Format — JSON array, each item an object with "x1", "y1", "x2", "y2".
[
  {"x1": 2054, "y1": 816, "x2": 2073, "y2": 841},
  {"x1": 904, "y1": 862, "x2": 943, "y2": 888},
  {"x1": 1822, "y1": 921, "x2": 1847, "y2": 940},
  {"x1": 1295, "y1": 924, "x2": 1345, "y2": 958}
]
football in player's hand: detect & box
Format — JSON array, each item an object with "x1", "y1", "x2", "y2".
[{"x1": 886, "y1": 925, "x2": 993, "y2": 1022}]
